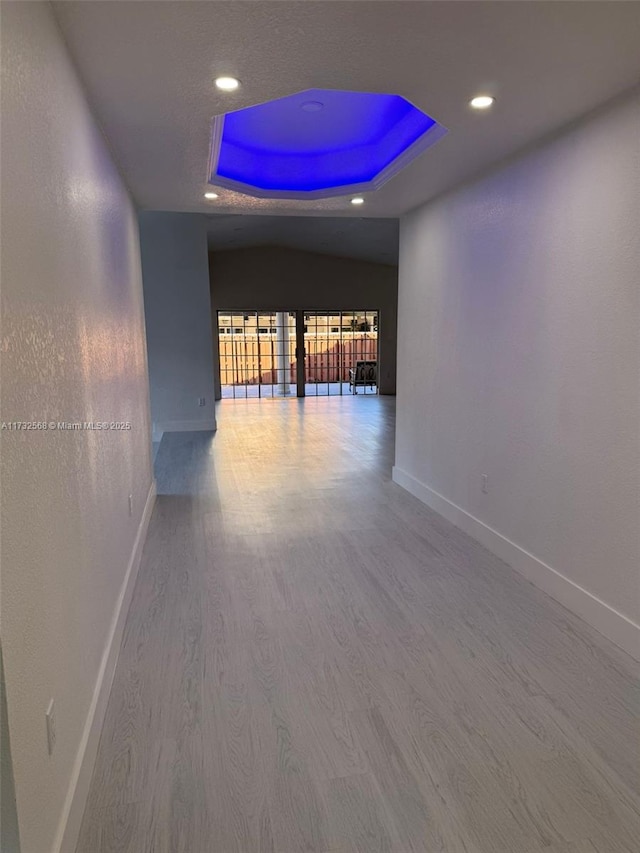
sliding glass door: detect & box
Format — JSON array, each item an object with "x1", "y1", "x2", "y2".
[
  {"x1": 217, "y1": 311, "x2": 296, "y2": 399},
  {"x1": 217, "y1": 309, "x2": 379, "y2": 398},
  {"x1": 303, "y1": 310, "x2": 379, "y2": 396}
]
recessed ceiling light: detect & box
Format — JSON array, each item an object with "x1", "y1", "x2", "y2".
[
  {"x1": 215, "y1": 76, "x2": 240, "y2": 92},
  {"x1": 469, "y1": 95, "x2": 495, "y2": 110},
  {"x1": 350, "y1": 197, "x2": 365, "y2": 205},
  {"x1": 204, "y1": 192, "x2": 219, "y2": 199}
]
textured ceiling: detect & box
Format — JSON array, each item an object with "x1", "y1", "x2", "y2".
[
  {"x1": 53, "y1": 1, "x2": 640, "y2": 218},
  {"x1": 206, "y1": 215, "x2": 399, "y2": 264}
]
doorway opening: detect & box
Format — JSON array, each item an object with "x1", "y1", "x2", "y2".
[{"x1": 217, "y1": 309, "x2": 379, "y2": 398}]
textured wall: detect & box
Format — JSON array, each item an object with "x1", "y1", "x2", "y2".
[
  {"x1": 395, "y1": 92, "x2": 640, "y2": 633},
  {"x1": 139, "y1": 212, "x2": 216, "y2": 435},
  {"x1": 0, "y1": 3, "x2": 153, "y2": 851},
  {"x1": 210, "y1": 246, "x2": 398, "y2": 396},
  {"x1": 1, "y1": 645, "x2": 21, "y2": 852}
]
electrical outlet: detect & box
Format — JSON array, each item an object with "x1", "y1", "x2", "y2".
[
  {"x1": 45, "y1": 699, "x2": 56, "y2": 755},
  {"x1": 128, "y1": 494, "x2": 133, "y2": 516},
  {"x1": 198, "y1": 396, "x2": 206, "y2": 407},
  {"x1": 481, "y1": 474, "x2": 489, "y2": 494}
]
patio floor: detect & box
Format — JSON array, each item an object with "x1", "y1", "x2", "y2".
[{"x1": 221, "y1": 381, "x2": 378, "y2": 399}]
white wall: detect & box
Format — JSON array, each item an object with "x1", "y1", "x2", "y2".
[
  {"x1": 394, "y1": 92, "x2": 640, "y2": 659},
  {"x1": 1, "y1": 644, "x2": 21, "y2": 852},
  {"x1": 1, "y1": 3, "x2": 155, "y2": 851},
  {"x1": 139, "y1": 212, "x2": 216, "y2": 437}
]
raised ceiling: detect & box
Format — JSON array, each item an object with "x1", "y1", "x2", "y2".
[
  {"x1": 209, "y1": 88, "x2": 446, "y2": 199},
  {"x1": 53, "y1": 1, "x2": 640, "y2": 218},
  {"x1": 206, "y1": 215, "x2": 399, "y2": 264}
]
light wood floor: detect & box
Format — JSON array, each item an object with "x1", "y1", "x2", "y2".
[{"x1": 77, "y1": 396, "x2": 640, "y2": 853}]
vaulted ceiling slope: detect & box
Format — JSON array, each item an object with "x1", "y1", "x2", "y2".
[
  {"x1": 53, "y1": 1, "x2": 640, "y2": 218},
  {"x1": 207, "y1": 215, "x2": 399, "y2": 264}
]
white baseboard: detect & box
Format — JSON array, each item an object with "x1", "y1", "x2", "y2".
[
  {"x1": 154, "y1": 417, "x2": 216, "y2": 434},
  {"x1": 53, "y1": 479, "x2": 157, "y2": 853},
  {"x1": 392, "y1": 466, "x2": 640, "y2": 661}
]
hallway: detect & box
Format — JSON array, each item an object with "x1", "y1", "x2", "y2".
[{"x1": 77, "y1": 398, "x2": 639, "y2": 853}]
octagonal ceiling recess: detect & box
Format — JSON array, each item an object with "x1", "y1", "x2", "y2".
[{"x1": 208, "y1": 88, "x2": 447, "y2": 200}]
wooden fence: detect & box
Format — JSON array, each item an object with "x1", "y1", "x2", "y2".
[{"x1": 219, "y1": 335, "x2": 378, "y2": 386}]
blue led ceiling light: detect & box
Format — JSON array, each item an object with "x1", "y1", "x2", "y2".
[{"x1": 208, "y1": 88, "x2": 447, "y2": 200}]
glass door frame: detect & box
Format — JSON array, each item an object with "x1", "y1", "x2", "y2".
[
  {"x1": 216, "y1": 310, "x2": 297, "y2": 399},
  {"x1": 297, "y1": 309, "x2": 380, "y2": 397},
  {"x1": 295, "y1": 310, "x2": 306, "y2": 396},
  {"x1": 216, "y1": 308, "x2": 380, "y2": 399}
]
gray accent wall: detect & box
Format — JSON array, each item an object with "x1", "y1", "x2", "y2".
[{"x1": 209, "y1": 246, "x2": 398, "y2": 397}]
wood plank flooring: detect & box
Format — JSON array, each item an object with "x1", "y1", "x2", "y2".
[{"x1": 76, "y1": 396, "x2": 640, "y2": 853}]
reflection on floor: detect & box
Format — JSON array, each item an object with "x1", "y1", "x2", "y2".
[{"x1": 77, "y1": 396, "x2": 639, "y2": 853}]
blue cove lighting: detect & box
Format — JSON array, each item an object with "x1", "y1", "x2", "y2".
[{"x1": 209, "y1": 88, "x2": 447, "y2": 200}]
